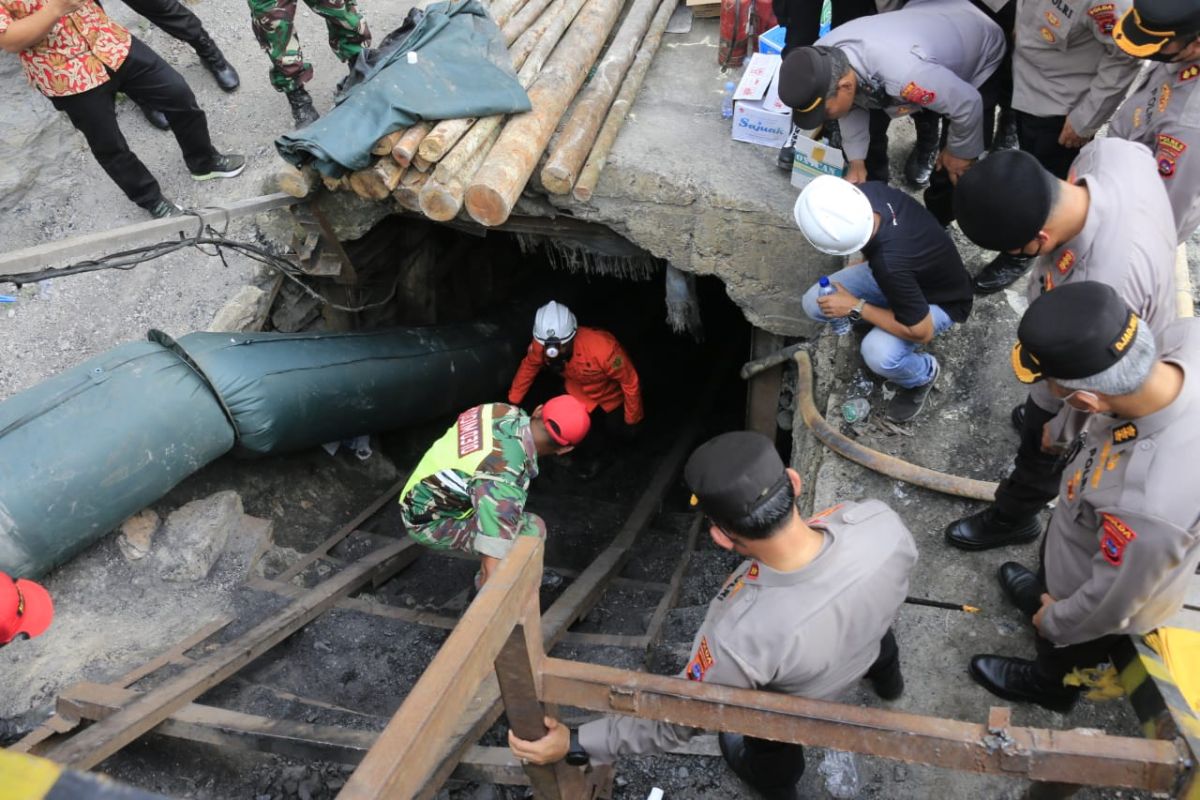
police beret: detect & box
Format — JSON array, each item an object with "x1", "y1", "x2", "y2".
[
  {"x1": 1012, "y1": 282, "x2": 1141, "y2": 385},
  {"x1": 953, "y1": 150, "x2": 1055, "y2": 252},
  {"x1": 685, "y1": 432, "x2": 789, "y2": 523},
  {"x1": 1115, "y1": 0, "x2": 1200, "y2": 58},
  {"x1": 778, "y1": 48, "x2": 835, "y2": 128}
]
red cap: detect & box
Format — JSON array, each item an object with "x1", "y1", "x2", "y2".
[
  {"x1": 0, "y1": 572, "x2": 54, "y2": 645},
  {"x1": 542, "y1": 395, "x2": 591, "y2": 446}
]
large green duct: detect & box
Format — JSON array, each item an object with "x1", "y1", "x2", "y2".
[{"x1": 0, "y1": 324, "x2": 521, "y2": 577}]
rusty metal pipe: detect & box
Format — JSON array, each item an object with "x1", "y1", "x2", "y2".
[{"x1": 793, "y1": 350, "x2": 998, "y2": 502}]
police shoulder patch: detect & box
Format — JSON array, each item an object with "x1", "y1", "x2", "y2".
[
  {"x1": 900, "y1": 81, "x2": 936, "y2": 106},
  {"x1": 1099, "y1": 513, "x2": 1137, "y2": 566},
  {"x1": 1111, "y1": 422, "x2": 1138, "y2": 444},
  {"x1": 1086, "y1": 3, "x2": 1116, "y2": 36},
  {"x1": 686, "y1": 636, "x2": 715, "y2": 681}
]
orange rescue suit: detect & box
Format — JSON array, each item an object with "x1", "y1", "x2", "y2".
[{"x1": 507, "y1": 327, "x2": 644, "y2": 424}]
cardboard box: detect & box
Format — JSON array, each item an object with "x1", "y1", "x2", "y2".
[
  {"x1": 731, "y1": 53, "x2": 792, "y2": 148},
  {"x1": 790, "y1": 133, "x2": 846, "y2": 188},
  {"x1": 758, "y1": 25, "x2": 786, "y2": 55}
]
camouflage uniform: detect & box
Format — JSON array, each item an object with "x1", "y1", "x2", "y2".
[
  {"x1": 247, "y1": 0, "x2": 370, "y2": 93},
  {"x1": 399, "y1": 403, "x2": 544, "y2": 560}
]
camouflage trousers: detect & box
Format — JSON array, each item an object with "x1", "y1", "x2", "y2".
[
  {"x1": 248, "y1": 0, "x2": 371, "y2": 93},
  {"x1": 405, "y1": 511, "x2": 545, "y2": 556}
]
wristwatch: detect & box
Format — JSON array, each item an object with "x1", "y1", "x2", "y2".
[
  {"x1": 565, "y1": 727, "x2": 590, "y2": 766},
  {"x1": 847, "y1": 299, "x2": 867, "y2": 322}
]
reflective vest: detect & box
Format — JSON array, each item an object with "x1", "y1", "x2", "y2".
[{"x1": 401, "y1": 404, "x2": 497, "y2": 507}]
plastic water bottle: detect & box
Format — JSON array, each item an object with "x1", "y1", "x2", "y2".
[
  {"x1": 819, "y1": 750, "x2": 861, "y2": 799},
  {"x1": 721, "y1": 81, "x2": 736, "y2": 119},
  {"x1": 818, "y1": 276, "x2": 851, "y2": 335},
  {"x1": 841, "y1": 397, "x2": 871, "y2": 423}
]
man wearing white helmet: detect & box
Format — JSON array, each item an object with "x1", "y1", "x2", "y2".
[
  {"x1": 508, "y1": 302, "x2": 643, "y2": 474},
  {"x1": 797, "y1": 176, "x2": 974, "y2": 422}
]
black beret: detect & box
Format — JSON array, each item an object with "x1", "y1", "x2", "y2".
[
  {"x1": 1012, "y1": 282, "x2": 1141, "y2": 384},
  {"x1": 953, "y1": 150, "x2": 1056, "y2": 252},
  {"x1": 685, "y1": 432, "x2": 789, "y2": 523},
  {"x1": 778, "y1": 48, "x2": 835, "y2": 128}
]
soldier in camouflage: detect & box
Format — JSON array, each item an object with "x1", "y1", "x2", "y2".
[
  {"x1": 399, "y1": 396, "x2": 591, "y2": 588},
  {"x1": 247, "y1": 0, "x2": 370, "y2": 127}
]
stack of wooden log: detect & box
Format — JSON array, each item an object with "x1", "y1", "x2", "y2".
[{"x1": 280, "y1": 0, "x2": 678, "y2": 227}]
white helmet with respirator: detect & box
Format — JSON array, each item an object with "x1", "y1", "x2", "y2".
[{"x1": 532, "y1": 301, "x2": 577, "y2": 359}]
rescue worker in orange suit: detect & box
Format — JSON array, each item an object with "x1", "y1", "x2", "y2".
[{"x1": 508, "y1": 301, "x2": 643, "y2": 478}]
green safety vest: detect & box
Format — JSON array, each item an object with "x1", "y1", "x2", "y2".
[{"x1": 401, "y1": 404, "x2": 498, "y2": 504}]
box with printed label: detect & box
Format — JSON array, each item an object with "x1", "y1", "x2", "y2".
[
  {"x1": 731, "y1": 53, "x2": 791, "y2": 148},
  {"x1": 790, "y1": 133, "x2": 846, "y2": 188},
  {"x1": 758, "y1": 25, "x2": 786, "y2": 55}
]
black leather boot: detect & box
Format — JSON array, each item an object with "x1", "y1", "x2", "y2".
[
  {"x1": 944, "y1": 507, "x2": 1041, "y2": 551},
  {"x1": 969, "y1": 655, "x2": 1079, "y2": 713},
  {"x1": 718, "y1": 733, "x2": 802, "y2": 800},
  {"x1": 974, "y1": 252, "x2": 1033, "y2": 294},
  {"x1": 904, "y1": 112, "x2": 940, "y2": 188},
  {"x1": 869, "y1": 659, "x2": 904, "y2": 700},
  {"x1": 998, "y1": 562, "x2": 1044, "y2": 618},
  {"x1": 287, "y1": 87, "x2": 321, "y2": 128},
  {"x1": 193, "y1": 32, "x2": 239, "y2": 92}
]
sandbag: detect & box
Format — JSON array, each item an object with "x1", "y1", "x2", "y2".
[
  {"x1": 0, "y1": 342, "x2": 234, "y2": 577},
  {"x1": 163, "y1": 324, "x2": 520, "y2": 456}
]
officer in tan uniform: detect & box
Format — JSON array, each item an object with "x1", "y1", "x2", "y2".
[
  {"x1": 508, "y1": 431, "x2": 917, "y2": 800},
  {"x1": 945, "y1": 143, "x2": 1176, "y2": 553},
  {"x1": 1110, "y1": 0, "x2": 1200, "y2": 241},
  {"x1": 974, "y1": 0, "x2": 1141, "y2": 293},
  {"x1": 969, "y1": 282, "x2": 1200, "y2": 711}
]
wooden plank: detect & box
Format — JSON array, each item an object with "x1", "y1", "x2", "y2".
[
  {"x1": 0, "y1": 194, "x2": 300, "y2": 278},
  {"x1": 39, "y1": 539, "x2": 417, "y2": 770},
  {"x1": 641, "y1": 514, "x2": 702, "y2": 649},
  {"x1": 540, "y1": 657, "x2": 1185, "y2": 792},
  {"x1": 337, "y1": 536, "x2": 544, "y2": 800}
]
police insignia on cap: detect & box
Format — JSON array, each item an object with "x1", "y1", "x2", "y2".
[
  {"x1": 1011, "y1": 342, "x2": 1043, "y2": 384},
  {"x1": 1109, "y1": 312, "x2": 1138, "y2": 355},
  {"x1": 1112, "y1": 422, "x2": 1138, "y2": 444}
]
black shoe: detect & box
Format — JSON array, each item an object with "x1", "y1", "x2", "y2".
[
  {"x1": 998, "y1": 562, "x2": 1044, "y2": 618},
  {"x1": 287, "y1": 87, "x2": 320, "y2": 128},
  {"x1": 193, "y1": 32, "x2": 239, "y2": 92},
  {"x1": 777, "y1": 121, "x2": 801, "y2": 171},
  {"x1": 146, "y1": 198, "x2": 184, "y2": 218},
  {"x1": 904, "y1": 143, "x2": 938, "y2": 188},
  {"x1": 141, "y1": 105, "x2": 169, "y2": 131},
  {"x1": 191, "y1": 153, "x2": 246, "y2": 181},
  {"x1": 869, "y1": 664, "x2": 904, "y2": 700},
  {"x1": 944, "y1": 507, "x2": 1041, "y2": 551},
  {"x1": 969, "y1": 655, "x2": 1079, "y2": 713},
  {"x1": 973, "y1": 252, "x2": 1033, "y2": 294},
  {"x1": 1011, "y1": 403, "x2": 1025, "y2": 433},
  {"x1": 886, "y1": 360, "x2": 938, "y2": 423},
  {"x1": 993, "y1": 109, "x2": 1018, "y2": 151},
  {"x1": 718, "y1": 733, "x2": 801, "y2": 800}
]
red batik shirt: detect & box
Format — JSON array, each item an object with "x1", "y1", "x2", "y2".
[{"x1": 0, "y1": 0, "x2": 130, "y2": 97}]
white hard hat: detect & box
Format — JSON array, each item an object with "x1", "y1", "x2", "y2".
[
  {"x1": 792, "y1": 175, "x2": 875, "y2": 256},
  {"x1": 532, "y1": 301, "x2": 577, "y2": 345}
]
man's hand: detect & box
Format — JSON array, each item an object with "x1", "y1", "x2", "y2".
[
  {"x1": 844, "y1": 159, "x2": 868, "y2": 185},
  {"x1": 935, "y1": 149, "x2": 974, "y2": 184},
  {"x1": 1058, "y1": 119, "x2": 1089, "y2": 149},
  {"x1": 508, "y1": 716, "x2": 570, "y2": 766},
  {"x1": 815, "y1": 281, "x2": 859, "y2": 319},
  {"x1": 50, "y1": 0, "x2": 87, "y2": 15},
  {"x1": 1032, "y1": 593, "x2": 1056, "y2": 634},
  {"x1": 1040, "y1": 422, "x2": 1065, "y2": 455}
]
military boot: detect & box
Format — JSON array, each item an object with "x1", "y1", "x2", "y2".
[
  {"x1": 287, "y1": 87, "x2": 321, "y2": 128},
  {"x1": 998, "y1": 562, "x2": 1044, "y2": 618},
  {"x1": 944, "y1": 506, "x2": 1041, "y2": 551},
  {"x1": 193, "y1": 32, "x2": 239, "y2": 92},
  {"x1": 969, "y1": 655, "x2": 1079, "y2": 713},
  {"x1": 974, "y1": 252, "x2": 1033, "y2": 294},
  {"x1": 904, "y1": 112, "x2": 940, "y2": 187}
]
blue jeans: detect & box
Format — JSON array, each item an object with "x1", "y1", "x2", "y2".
[{"x1": 801, "y1": 263, "x2": 954, "y2": 389}]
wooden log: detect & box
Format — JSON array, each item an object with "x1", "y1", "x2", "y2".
[
  {"x1": 487, "y1": 0, "x2": 529, "y2": 29},
  {"x1": 371, "y1": 130, "x2": 406, "y2": 156},
  {"x1": 501, "y1": 0, "x2": 554, "y2": 44},
  {"x1": 574, "y1": 0, "x2": 675, "y2": 202},
  {"x1": 276, "y1": 164, "x2": 318, "y2": 198},
  {"x1": 391, "y1": 121, "x2": 433, "y2": 167},
  {"x1": 412, "y1": 154, "x2": 433, "y2": 173},
  {"x1": 467, "y1": 0, "x2": 625, "y2": 226},
  {"x1": 541, "y1": 0, "x2": 661, "y2": 194},
  {"x1": 392, "y1": 169, "x2": 430, "y2": 213},
  {"x1": 348, "y1": 157, "x2": 406, "y2": 201},
  {"x1": 420, "y1": 124, "x2": 503, "y2": 221},
  {"x1": 321, "y1": 174, "x2": 349, "y2": 192}
]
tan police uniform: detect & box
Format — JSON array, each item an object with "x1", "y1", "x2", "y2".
[
  {"x1": 1041, "y1": 318, "x2": 1200, "y2": 646},
  {"x1": 1011, "y1": 0, "x2": 1140, "y2": 136},
  {"x1": 578, "y1": 499, "x2": 917, "y2": 762},
  {"x1": 1109, "y1": 60, "x2": 1200, "y2": 242}
]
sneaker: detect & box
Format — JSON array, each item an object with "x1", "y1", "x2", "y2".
[
  {"x1": 287, "y1": 87, "x2": 321, "y2": 128},
  {"x1": 885, "y1": 359, "x2": 939, "y2": 423},
  {"x1": 777, "y1": 120, "x2": 801, "y2": 171},
  {"x1": 147, "y1": 199, "x2": 184, "y2": 218},
  {"x1": 191, "y1": 153, "x2": 246, "y2": 181}
]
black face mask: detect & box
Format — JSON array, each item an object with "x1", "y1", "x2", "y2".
[{"x1": 1145, "y1": 34, "x2": 1200, "y2": 62}]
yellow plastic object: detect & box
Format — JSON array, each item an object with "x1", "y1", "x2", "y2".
[
  {"x1": 1145, "y1": 627, "x2": 1200, "y2": 714},
  {"x1": 1063, "y1": 664, "x2": 1126, "y2": 700},
  {"x1": 0, "y1": 749, "x2": 61, "y2": 800}
]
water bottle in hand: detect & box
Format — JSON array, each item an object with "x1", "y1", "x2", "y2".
[
  {"x1": 818, "y1": 276, "x2": 851, "y2": 335},
  {"x1": 721, "y1": 81, "x2": 736, "y2": 120}
]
